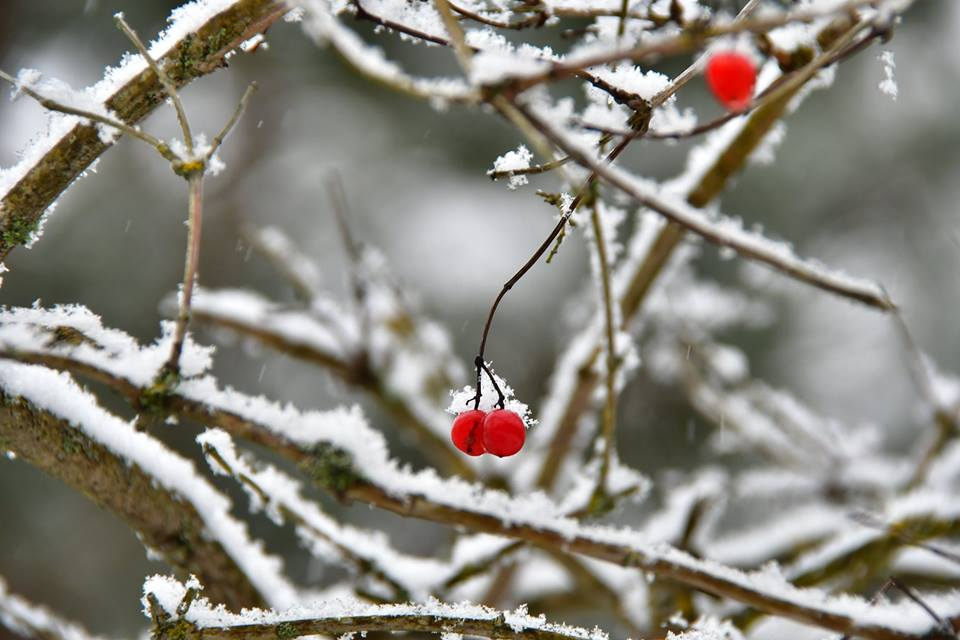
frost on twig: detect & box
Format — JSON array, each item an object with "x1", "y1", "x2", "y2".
[{"x1": 0, "y1": 0, "x2": 286, "y2": 259}]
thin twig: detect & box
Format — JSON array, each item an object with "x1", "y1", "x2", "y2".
[
  {"x1": 588, "y1": 196, "x2": 620, "y2": 502},
  {"x1": 208, "y1": 82, "x2": 259, "y2": 159},
  {"x1": 488, "y1": 156, "x2": 571, "y2": 180},
  {"x1": 115, "y1": 13, "x2": 195, "y2": 153},
  {"x1": 889, "y1": 578, "x2": 950, "y2": 633},
  {"x1": 449, "y1": 1, "x2": 546, "y2": 30},
  {"x1": 162, "y1": 174, "x2": 205, "y2": 379}
]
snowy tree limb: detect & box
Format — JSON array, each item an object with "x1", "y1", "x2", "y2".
[
  {"x1": 184, "y1": 292, "x2": 474, "y2": 478},
  {"x1": 146, "y1": 575, "x2": 616, "y2": 640},
  {"x1": 533, "y1": 16, "x2": 886, "y2": 491},
  {"x1": 1, "y1": 314, "x2": 957, "y2": 640},
  {"x1": 0, "y1": 383, "x2": 267, "y2": 610},
  {"x1": 0, "y1": 0, "x2": 287, "y2": 258}
]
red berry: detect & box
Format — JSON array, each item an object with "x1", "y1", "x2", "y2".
[
  {"x1": 705, "y1": 51, "x2": 756, "y2": 111},
  {"x1": 451, "y1": 410, "x2": 487, "y2": 456},
  {"x1": 482, "y1": 409, "x2": 526, "y2": 458}
]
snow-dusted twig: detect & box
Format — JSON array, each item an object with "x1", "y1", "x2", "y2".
[
  {"x1": 145, "y1": 575, "x2": 615, "y2": 640},
  {"x1": 115, "y1": 13, "x2": 197, "y2": 154},
  {"x1": 182, "y1": 286, "x2": 472, "y2": 477},
  {"x1": 198, "y1": 428, "x2": 430, "y2": 601},
  {"x1": 0, "y1": 0, "x2": 286, "y2": 258},
  {"x1": 587, "y1": 198, "x2": 620, "y2": 507},
  {"x1": 516, "y1": 102, "x2": 893, "y2": 312}
]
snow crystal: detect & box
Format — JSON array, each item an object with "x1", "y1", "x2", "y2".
[
  {"x1": 490, "y1": 145, "x2": 534, "y2": 189},
  {"x1": 591, "y1": 66, "x2": 669, "y2": 101},
  {"x1": 878, "y1": 50, "x2": 898, "y2": 100},
  {"x1": 448, "y1": 366, "x2": 535, "y2": 428}
]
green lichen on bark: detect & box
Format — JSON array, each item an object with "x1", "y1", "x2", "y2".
[
  {"x1": 0, "y1": 213, "x2": 39, "y2": 248},
  {"x1": 299, "y1": 443, "x2": 363, "y2": 493}
]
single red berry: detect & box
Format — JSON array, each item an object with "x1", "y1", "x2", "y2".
[
  {"x1": 705, "y1": 51, "x2": 757, "y2": 111},
  {"x1": 451, "y1": 410, "x2": 487, "y2": 456},
  {"x1": 482, "y1": 409, "x2": 526, "y2": 458}
]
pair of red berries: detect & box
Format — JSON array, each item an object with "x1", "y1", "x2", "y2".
[
  {"x1": 705, "y1": 51, "x2": 757, "y2": 111},
  {"x1": 451, "y1": 408, "x2": 526, "y2": 457}
]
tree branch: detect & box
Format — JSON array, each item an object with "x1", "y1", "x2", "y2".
[
  {"x1": 0, "y1": 379, "x2": 266, "y2": 610},
  {"x1": 1, "y1": 318, "x2": 956, "y2": 640},
  {"x1": 0, "y1": 0, "x2": 287, "y2": 258}
]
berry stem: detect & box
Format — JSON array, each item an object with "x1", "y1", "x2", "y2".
[
  {"x1": 473, "y1": 135, "x2": 634, "y2": 385},
  {"x1": 469, "y1": 356, "x2": 506, "y2": 410}
]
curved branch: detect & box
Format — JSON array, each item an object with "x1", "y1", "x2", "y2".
[{"x1": 0, "y1": 369, "x2": 267, "y2": 610}]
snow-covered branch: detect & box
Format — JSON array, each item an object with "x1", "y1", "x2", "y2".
[
  {"x1": 0, "y1": 0, "x2": 286, "y2": 258},
  {"x1": 145, "y1": 575, "x2": 614, "y2": 640},
  {"x1": 0, "y1": 360, "x2": 295, "y2": 610},
  {"x1": 182, "y1": 281, "x2": 471, "y2": 475},
  {"x1": 1, "y1": 308, "x2": 958, "y2": 640}
]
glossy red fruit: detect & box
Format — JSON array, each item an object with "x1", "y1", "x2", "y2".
[
  {"x1": 451, "y1": 410, "x2": 487, "y2": 456},
  {"x1": 705, "y1": 51, "x2": 756, "y2": 111},
  {"x1": 482, "y1": 409, "x2": 526, "y2": 458}
]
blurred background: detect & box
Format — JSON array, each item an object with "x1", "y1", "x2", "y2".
[{"x1": 0, "y1": 0, "x2": 958, "y2": 636}]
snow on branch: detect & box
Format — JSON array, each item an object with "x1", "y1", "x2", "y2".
[
  {"x1": 183, "y1": 281, "x2": 470, "y2": 475},
  {"x1": 0, "y1": 358, "x2": 297, "y2": 610},
  {"x1": 519, "y1": 103, "x2": 894, "y2": 312},
  {"x1": 0, "y1": 576, "x2": 109, "y2": 640},
  {"x1": 197, "y1": 427, "x2": 450, "y2": 601},
  {"x1": 1, "y1": 307, "x2": 958, "y2": 639},
  {"x1": 144, "y1": 575, "x2": 616, "y2": 640},
  {"x1": 297, "y1": 0, "x2": 475, "y2": 104},
  {"x1": 0, "y1": 0, "x2": 287, "y2": 259}
]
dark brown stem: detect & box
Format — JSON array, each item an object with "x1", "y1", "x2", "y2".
[{"x1": 474, "y1": 134, "x2": 635, "y2": 366}]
